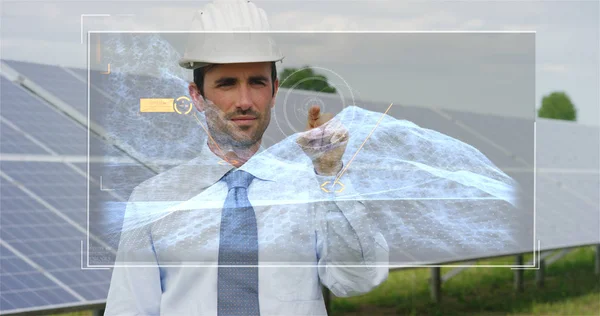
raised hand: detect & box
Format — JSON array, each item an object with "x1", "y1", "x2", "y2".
[{"x1": 296, "y1": 105, "x2": 349, "y2": 176}]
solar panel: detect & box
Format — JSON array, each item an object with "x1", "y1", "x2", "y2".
[
  {"x1": 536, "y1": 176, "x2": 600, "y2": 248},
  {"x1": 67, "y1": 67, "x2": 88, "y2": 81},
  {"x1": 85, "y1": 162, "x2": 157, "y2": 256},
  {"x1": 0, "y1": 161, "x2": 119, "y2": 238},
  {"x1": 4, "y1": 60, "x2": 89, "y2": 116},
  {"x1": 268, "y1": 93, "x2": 528, "y2": 170},
  {"x1": 2, "y1": 162, "x2": 86, "y2": 224},
  {"x1": 0, "y1": 76, "x2": 124, "y2": 157},
  {"x1": 5, "y1": 60, "x2": 195, "y2": 155},
  {"x1": 440, "y1": 109, "x2": 535, "y2": 166},
  {"x1": 0, "y1": 178, "x2": 111, "y2": 314},
  {"x1": 432, "y1": 110, "x2": 599, "y2": 252},
  {"x1": 4, "y1": 60, "x2": 206, "y2": 167},
  {"x1": 0, "y1": 61, "x2": 183, "y2": 312},
  {"x1": 83, "y1": 162, "x2": 156, "y2": 198},
  {"x1": 1, "y1": 77, "x2": 87, "y2": 155},
  {"x1": 537, "y1": 119, "x2": 600, "y2": 169},
  {"x1": 398, "y1": 108, "x2": 528, "y2": 169},
  {"x1": 0, "y1": 121, "x2": 48, "y2": 154},
  {"x1": 541, "y1": 173, "x2": 600, "y2": 203},
  {"x1": 1, "y1": 244, "x2": 82, "y2": 311},
  {"x1": 90, "y1": 134, "x2": 129, "y2": 157}
]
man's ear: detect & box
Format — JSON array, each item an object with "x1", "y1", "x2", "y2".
[
  {"x1": 270, "y1": 78, "x2": 279, "y2": 108},
  {"x1": 189, "y1": 82, "x2": 205, "y2": 112}
]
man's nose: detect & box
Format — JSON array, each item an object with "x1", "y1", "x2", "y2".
[{"x1": 235, "y1": 84, "x2": 253, "y2": 111}]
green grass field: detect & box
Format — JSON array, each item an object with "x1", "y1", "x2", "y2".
[
  {"x1": 57, "y1": 246, "x2": 599, "y2": 316},
  {"x1": 330, "y1": 246, "x2": 600, "y2": 315}
]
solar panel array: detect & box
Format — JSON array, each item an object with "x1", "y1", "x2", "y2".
[
  {"x1": 0, "y1": 62, "x2": 153, "y2": 315},
  {"x1": 1, "y1": 59, "x2": 598, "y2": 315}
]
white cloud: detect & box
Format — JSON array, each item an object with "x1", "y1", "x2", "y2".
[
  {"x1": 270, "y1": 12, "x2": 357, "y2": 31},
  {"x1": 540, "y1": 63, "x2": 569, "y2": 73},
  {"x1": 270, "y1": 10, "x2": 462, "y2": 31},
  {"x1": 460, "y1": 18, "x2": 485, "y2": 30},
  {"x1": 500, "y1": 24, "x2": 543, "y2": 32},
  {"x1": 132, "y1": 6, "x2": 199, "y2": 30},
  {"x1": 1, "y1": 38, "x2": 85, "y2": 68},
  {"x1": 2, "y1": 2, "x2": 62, "y2": 19}
]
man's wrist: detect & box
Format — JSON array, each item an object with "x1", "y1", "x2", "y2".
[{"x1": 314, "y1": 161, "x2": 343, "y2": 176}]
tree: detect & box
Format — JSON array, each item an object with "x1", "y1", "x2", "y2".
[
  {"x1": 538, "y1": 91, "x2": 577, "y2": 121},
  {"x1": 279, "y1": 66, "x2": 336, "y2": 94}
]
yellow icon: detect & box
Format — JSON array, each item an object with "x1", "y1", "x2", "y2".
[
  {"x1": 138, "y1": 96, "x2": 193, "y2": 114},
  {"x1": 320, "y1": 181, "x2": 345, "y2": 193},
  {"x1": 173, "y1": 96, "x2": 193, "y2": 115},
  {"x1": 140, "y1": 98, "x2": 175, "y2": 113},
  {"x1": 101, "y1": 63, "x2": 111, "y2": 75}
]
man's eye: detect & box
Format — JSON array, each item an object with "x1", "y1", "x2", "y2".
[{"x1": 251, "y1": 81, "x2": 266, "y2": 86}]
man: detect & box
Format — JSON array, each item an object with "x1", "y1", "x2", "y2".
[{"x1": 105, "y1": 1, "x2": 389, "y2": 315}]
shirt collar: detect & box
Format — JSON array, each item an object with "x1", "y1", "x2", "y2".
[{"x1": 188, "y1": 139, "x2": 277, "y2": 187}]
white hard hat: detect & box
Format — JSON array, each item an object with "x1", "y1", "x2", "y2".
[{"x1": 178, "y1": 0, "x2": 284, "y2": 69}]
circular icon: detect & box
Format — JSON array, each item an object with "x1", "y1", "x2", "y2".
[
  {"x1": 173, "y1": 96, "x2": 193, "y2": 115},
  {"x1": 273, "y1": 66, "x2": 360, "y2": 138}
]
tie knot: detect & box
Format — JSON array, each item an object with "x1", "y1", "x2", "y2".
[{"x1": 222, "y1": 169, "x2": 255, "y2": 190}]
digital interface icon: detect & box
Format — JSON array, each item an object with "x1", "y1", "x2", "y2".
[
  {"x1": 173, "y1": 96, "x2": 193, "y2": 115},
  {"x1": 139, "y1": 96, "x2": 193, "y2": 114}
]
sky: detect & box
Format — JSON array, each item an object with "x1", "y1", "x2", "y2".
[{"x1": 1, "y1": 0, "x2": 598, "y2": 125}]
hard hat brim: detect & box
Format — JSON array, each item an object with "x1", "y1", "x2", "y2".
[{"x1": 178, "y1": 56, "x2": 284, "y2": 70}]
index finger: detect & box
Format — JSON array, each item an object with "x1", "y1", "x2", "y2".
[{"x1": 308, "y1": 105, "x2": 320, "y2": 128}]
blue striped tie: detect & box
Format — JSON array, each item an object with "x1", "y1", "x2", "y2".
[{"x1": 218, "y1": 169, "x2": 260, "y2": 315}]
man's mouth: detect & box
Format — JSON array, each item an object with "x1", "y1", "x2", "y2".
[{"x1": 231, "y1": 116, "x2": 257, "y2": 126}]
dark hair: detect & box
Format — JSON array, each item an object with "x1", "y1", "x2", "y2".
[{"x1": 193, "y1": 61, "x2": 277, "y2": 99}]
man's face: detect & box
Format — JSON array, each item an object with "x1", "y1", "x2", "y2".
[{"x1": 190, "y1": 62, "x2": 278, "y2": 148}]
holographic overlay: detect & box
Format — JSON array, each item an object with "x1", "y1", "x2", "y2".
[{"x1": 88, "y1": 33, "x2": 534, "y2": 266}]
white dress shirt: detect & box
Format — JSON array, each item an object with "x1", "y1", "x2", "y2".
[{"x1": 105, "y1": 140, "x2": 389, "y2": 316}]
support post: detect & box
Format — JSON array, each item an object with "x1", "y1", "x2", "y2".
[
  {"x1": 92, "y1": 309, "x2": 105, "y2": 316},
  {"x1": 430, "y1": 267, "x2": 441, "y2": 303},
  {"x1": 322, "y1": 285, "x2": 332, "y2": 314},
  {"x1": 595, "y1": 245, "x2": 600, "y2": 274},
  {"x1": 536, "y1": 258, "x2": 545, "y2": 287},
  {"x1": 514, "y1": 255, "x2": 524, "y2": 292}
]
